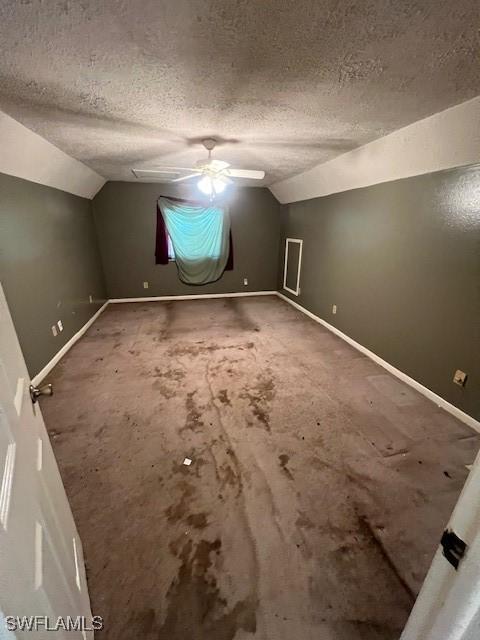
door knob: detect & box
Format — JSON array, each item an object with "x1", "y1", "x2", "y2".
[{"x1": 29, "y1": 383, "x2": 53, "y2": 404}]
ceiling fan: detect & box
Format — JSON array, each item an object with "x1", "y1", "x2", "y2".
[{"x1": 133, "y1": 138, "x2": 265, "y2": 197}]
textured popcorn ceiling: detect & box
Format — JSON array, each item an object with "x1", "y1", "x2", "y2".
[{"x1": 0, "y1": 0, "x2": 479, "y2": 185}]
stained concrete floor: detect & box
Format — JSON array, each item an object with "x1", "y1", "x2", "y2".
[{"x1": 41, "y1": 296, "x2": 479, "y2": 640}]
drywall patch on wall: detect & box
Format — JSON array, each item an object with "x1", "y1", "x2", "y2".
[
  {"x1": 0, "y1": 110, "x2": 105, "y2": 199},
  {"x1": 271, "y1": 97, "x2": 480, "y2": 203}
]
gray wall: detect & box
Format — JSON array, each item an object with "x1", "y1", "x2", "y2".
[
  {"x1": 0, "y1": 172, "x2": 106, "y2": 377},
  {"x1": 93, "y1": 182, "x2": 280, "y2": 298},
  {"x1": 278, "y1": 164, "x2": 480, "y2": 420}
]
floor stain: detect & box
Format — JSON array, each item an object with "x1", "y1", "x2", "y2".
[
  {"x1": 128, "y1": 607, "x2": 156, "y2": 636},
  {"x1": 296, "y1": 511, "x2": 315, "y2": 529},
  {"x1": 218, "y1": 389, "x2": 232, "y2": 406},
  {"x1": 152, "y1": 379, "x2": 177, "y2": 399},
  {"x1": 164, "y1": 480, "x2": 196, "y2": 524},
  {"x1": 158, "y1": 301, "x2": 175, "y2": 340},
  {"x1": 94, "y1": 425, "x2": 106, "y2": 439},
  {"x1": 180, "y1": 390, "x2": 205, "y2": 434},
  {"x1": 279, "y1": 454, "x2": 294, "y2": 480},
  {"x1": 240, "y1": 372, "x2": 276, "y2": 432},
  {"x1": 219, "y1": 462, "x2": 241, "y2": 491},
  {"x1": 153, "y1": 366, "x2": 185, "y2": 382},
  {"x1": 356, "y1": 514, "x2": 415, "y2": 604},
  {"x1": 226, "y1": 299, "x2": 259, "y2": 332},
  {"x1": 168, "y1": 342, "x2": 254, "y2": 358},
  {"x1": 186, "y1": 513, "x2": 209, "y2": 529},
  {"x1": 159, "y1": 538, "x2": 257, "y2": 639},
  {"x1": 40, "y1": 297, "x2": 475, "y2": 639}
]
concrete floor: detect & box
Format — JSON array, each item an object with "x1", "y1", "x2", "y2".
[{"x1": 41, "y1": 296, "x2": 479, "y2": 640}]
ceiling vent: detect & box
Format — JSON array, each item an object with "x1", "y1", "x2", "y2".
[{"x1": 132, "y1": 169, "x2": 182, "y2": 181}]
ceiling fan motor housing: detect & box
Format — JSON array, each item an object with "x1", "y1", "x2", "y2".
[{"x1": 202, "y1": 138, "x2": 217, "y2": 151}]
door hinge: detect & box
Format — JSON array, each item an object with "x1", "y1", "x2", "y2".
[{"x1": 441, "y1": 529, "x2": 467, "y2": 570}]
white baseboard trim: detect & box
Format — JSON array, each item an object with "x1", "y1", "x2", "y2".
[
  {"x1": 30, "y1": 292, "x2": 276, "y2": 383},
  {"x1": 31, "y1": 302, "x2": 109, "y2": 386},
  {"x1": 109, "y1": 291, "x2": 277, "y2": 303},
  {"x1": 32, "y1": 289, "x2": 478, "y2": 433},
  {"x1": 276, "y1": 291, "x2": 480, "y2": 433}
]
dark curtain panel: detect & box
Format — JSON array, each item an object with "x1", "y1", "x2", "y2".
[
  {"x1": 155, "y1": 203, "x2": 169, "y2": 264},
  {"x1": 225, "y1": 230, "x2": 234, "y2": 271},
  {"x1": 155, "y1": 201, "x2": 233, "y2": 270}
]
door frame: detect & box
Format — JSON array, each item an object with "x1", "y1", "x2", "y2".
[{"x1": 401, "y1": 445, "x2": 480, "y2": 639}]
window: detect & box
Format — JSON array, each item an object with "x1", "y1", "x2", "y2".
[
  {"x1": 167, "y1": 234, "x2": 175, "y2": 261},
  {"x1": 157, "y1": 197, "x2": 232, "y2": 285}
]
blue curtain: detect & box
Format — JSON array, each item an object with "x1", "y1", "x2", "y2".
[{"x1": 158, "y1": 197, "x2": 231, "y2": 285}]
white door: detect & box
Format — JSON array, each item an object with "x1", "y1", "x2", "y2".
[
  {"x1": 0, "y1": 284, "x2": 94, "y2": 638},
  {"x1": 401, "y1": 446, "x2": 480, "y2": 640}
]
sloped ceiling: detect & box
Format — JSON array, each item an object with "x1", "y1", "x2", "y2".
[
  {"x1": 0, "y1": 110, "x2": 105, "y2": 198},
  {"x1": 0, "y1": 0, "x2": 479, "y2": 186},
  {"x1": 271, "y1": 96, "x2": 480, "y2": 202}
]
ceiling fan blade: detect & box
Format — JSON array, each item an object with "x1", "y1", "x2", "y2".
[
  {"x1": 209, "y1": 159, "x2": 230, "y2": 171},
  {"x1": 210, "y1": 174, "x2": 233, "y2": 185},
  {"x1": 227, "y1": 169, "x2": 265, "y2": 180},
  {"x1": 170, "y1": 173, "x2": 202, "y2": 183},
  {"x1": 150, "y1": 165, "x2": 197, "y2": 171}
]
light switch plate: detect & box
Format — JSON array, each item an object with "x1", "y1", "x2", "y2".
[
  {"x1": 143, "y1": 281, "x2": 149, "y2": 289},
  {"x1": 243, "y1": 278, "x2": 248, "y2": 286},
  {"x1": 57, "y1": 320, "x2": 63, "y2": 332},
  {"x1": 51, "y1": 325, "x2": 58, "y2": 337},
  {"x1": 453, "y1": 370, "x2": 468, "y2": 387},
  {"x1": 332, "y1": 304, "x2": 337, "y2": 314},
  {"x1": 89, "y1": 294, "x2": 93, "y2": 303}
]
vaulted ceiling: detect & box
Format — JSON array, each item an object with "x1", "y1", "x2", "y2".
[{"x1": 0, "y1": 0, "x2": 479, "y2": 185}]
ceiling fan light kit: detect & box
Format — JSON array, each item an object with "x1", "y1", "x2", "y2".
[
  {"x1": 198, "y1": 175, "x2": 227, "y2": 196},
  {"x1": 132, "y1": 138, "x2": 265, "y2": 198}
]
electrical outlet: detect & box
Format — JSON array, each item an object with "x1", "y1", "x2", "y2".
[
  {"x1": 51, "y1": 325, "x2": 58, "y2": 337},
  {"x1": 143, "y1": 281, "x2": 149, "y2": 289},
  {"x1": 89, "y1": 294, "x2": 93, "y2": 304},
  {"x1": 243, "y1": 278, "x2": 248, "y2": 286},
  {"x1": 332, "y1": 304, "x2": 337, "y2": 314},
  {"x1": 57, "y1": 320, "x2": 63, "y2": 332},
  {"x1": 453, "y1": 370, "x2": 468, "y2": 387}
]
